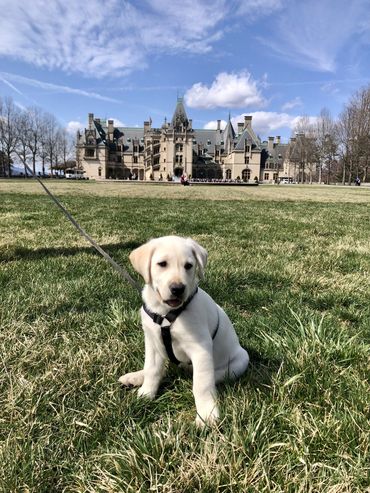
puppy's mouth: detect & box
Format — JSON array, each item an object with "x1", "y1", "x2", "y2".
[{"x1": 165, "y1": 298, "x2": 183, "y2": 308}]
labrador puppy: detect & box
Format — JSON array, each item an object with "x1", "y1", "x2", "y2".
[{"x1": 119, "y1": 236, "x2": 249, "y2": 426}]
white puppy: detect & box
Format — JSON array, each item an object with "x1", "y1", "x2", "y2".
[{"x1": 119, "y1": 236, "x2": 249, "y2": 426}]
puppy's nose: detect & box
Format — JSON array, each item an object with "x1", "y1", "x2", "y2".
[{"x1": 170, "y1": 283, "x2": 186, "y2": 297}]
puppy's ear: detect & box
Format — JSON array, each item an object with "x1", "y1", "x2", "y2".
[
  {"x1": 129, "y1": 239, "x2": 156, "y2": 284},
  {"x1": 188, "y1": 238, "x2": 208, "y2": 279}
]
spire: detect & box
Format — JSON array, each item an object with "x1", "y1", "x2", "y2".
[
  {"x1": 223, "y1": 113, "x2": 235, "y2": 153},
  {"x1": 171, "y1": 97, "x2": 189, "y2": 130}
]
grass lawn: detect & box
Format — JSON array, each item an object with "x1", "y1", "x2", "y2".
[{"x1": 0, "y1": 180, "x2": 369, "y2": 492}]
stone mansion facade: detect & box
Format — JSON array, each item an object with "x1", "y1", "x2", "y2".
[{"x1": 76, "y1": 99, "x2": 299, "y2": 182}]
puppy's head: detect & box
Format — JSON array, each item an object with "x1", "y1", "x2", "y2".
[{"x1": 130, "y1": 236, "x2": 207, "y2": 308}]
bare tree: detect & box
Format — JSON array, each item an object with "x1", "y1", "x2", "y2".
[
  {"x1": 27, "y1": 106, "x2": 46, "y2": 176},
  {"x1": 43, "y1": 113, "x2": 60, "y2": 176},
  {"x1": 291, "y1": 116, "x2": 319, "y2": 183},
  {"x1": 15, "y1": 110, "x2": 31, "y2": 177},
  {"x1": 338, "y1": 85, "x2": 370, "y2": 184},
  {"x1": 0, "y1": 97, "x2": 20, "y2": 177},
  {"x1": 316, "y1": 108, "x2": 338, "y2": 184}
]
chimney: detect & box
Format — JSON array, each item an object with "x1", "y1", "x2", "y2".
[
  {"x1": 238, "y1": 122, "x2": 244, "y2": 134},
  {"x1": 268, "y1": 136, "x2": 274, "y2": 152},
  {"x1": 244, "y1": 115, "x2": 252, "y2": 129},
  {"x1": 217, "y1": 119, "x2": 221, "y2": 131},
  {"x1": 144, "y1": 121, "x2": 150, "y2": 133},
  {"x1": 88, "y1": 113, "x2": 94, "y2": 130},
  {"x1": 108, "y1": 119, "x2": 114, "y2": 141},
  {"x1": 188, "y1": 119, "x2": 192, "y2": 130},
  {"x1": 276, "y1": 136, "x2": 281, "y2": 145}
]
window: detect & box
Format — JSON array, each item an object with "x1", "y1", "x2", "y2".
[
  {"x1": 133, "y1": 156, "x2": 138, "y2": 163},
  {"x1": 226, "y1": 169, "x2": 232, "y2": 179},
  {"x1": 242, "y1": 169, "x2": 251, "y2": 181},
  {"x1": 98, "y1": 167, "x2": 102, "y2": 177},
  {"x1": 85, "y1": 148, "x2": 95, "y2": 157},
  {"x1": 244, "y1": 156, "x2": 249, "y2": 164},
  {"x1": 273, "y1": 173, "x2": 278, "y2": 181},
  {"x1": 264, "y1": 172, "x2": 269, "y2": 180},
  {"x1": 133, "y1": 145, "x2": 138, "y2": 153}
]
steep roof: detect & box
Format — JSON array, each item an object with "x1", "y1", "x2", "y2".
[
  {"x1": 234, "y1": 126, "x2": 261, "y2": 151},
  {"x1": 171, "y1": 98, "x2": 189, "y2": 129},
  {"x1": 222, "y1": 117, "x2": 236, "y2": 151}
]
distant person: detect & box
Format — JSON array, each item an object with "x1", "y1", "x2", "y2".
[
  {"x1": 181, "y1": 173, "x2": 189, "y2": 186},
  {"x1": 355, "y1": 177, "x2": 361, "y2": 186}
]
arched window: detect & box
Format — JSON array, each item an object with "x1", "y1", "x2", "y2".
[
  {"x1": 242, "y1": 169, "x2": 251, "y2": 181},
  {"x1": 226, "y1": 169, "x2": 232, "y2": 179}
]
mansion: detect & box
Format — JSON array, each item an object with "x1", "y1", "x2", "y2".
[{"x1": 76, "y1": 99, "x2": 302, "y2": 183}]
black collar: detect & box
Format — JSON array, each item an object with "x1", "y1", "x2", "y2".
[
  {"x1": 143, "y1": 287, "x2": 199, "y2": 328},
  {"x1": 142, "y1": 288, "x2": 199, "y2": 365}
]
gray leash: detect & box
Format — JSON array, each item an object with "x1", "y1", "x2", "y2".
[{"x1": 23, "y1": 163, "x2": 142, "y2": 294}]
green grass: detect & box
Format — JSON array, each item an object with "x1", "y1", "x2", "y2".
[{"x1": 0, "y1": 180, "x2": 369, "y2": 492}]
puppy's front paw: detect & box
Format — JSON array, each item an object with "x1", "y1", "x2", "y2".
[
  {"x1": 137, "y1": 385, "x2": 157, "y2": 400},
  {"x1": 118, "y1": 370, "x2": 144, "y2": 388},
  {"x1": 195, "y1": 405, "x2": 220, "y2": 428}
]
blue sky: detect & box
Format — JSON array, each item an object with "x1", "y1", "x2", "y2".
[{"x1": 0, "y1": 0, "x2": 369, "y2": 142}]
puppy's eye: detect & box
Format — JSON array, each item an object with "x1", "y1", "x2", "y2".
[
  {"x1": 157, "y1": 261, "x2": 167, "y2": 268},
  {"x1": 184, "y1": 262, "x2": 193, "y2": 270}
]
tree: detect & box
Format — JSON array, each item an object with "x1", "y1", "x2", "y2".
[
  {"x1": 338, "y1": 85, "x2": 370, "y2": 184},
  {"x1": 316, "y1": 108, "x2": 338, "y2": 184},
  {"x1": 43, "y1": 113, "x2": 59, "y2": 175},
  {"x1": 0, "y1": 97, "x2": 20, "y2": 177},
  {"x1": 15, "y1": 110, "x2": 32, "y2": 176},
  {"x1": 27, "y1": 106, "x2": 46, "y2": 176}
]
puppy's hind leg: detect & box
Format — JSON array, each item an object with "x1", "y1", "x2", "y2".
[
  {"x1": 215, "y1": 348, "x2": 249, "y2": 384},
  {"x1": 119, "y1": 370, "x2": 144, "y2": 388}
]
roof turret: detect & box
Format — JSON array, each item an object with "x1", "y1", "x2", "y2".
[
  {"x1": 171, "y1": 98, "x2": 189, "y2": 130},
  {"x1": 223, "y1": 114, "x2": 236, "y2": 152}
]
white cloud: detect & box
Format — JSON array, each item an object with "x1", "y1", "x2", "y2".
[
  {"x1": 204, "y1": 111, "x2": 318, "y2": 138},
  {"x1": 66, "y1": 121, "x2": 84, "y2": 135},
  {"x1": 281, "y1": 97, "x2": 303, "y2": 111},
  {"x1": 203, "y1": 120, "x2": 227, "y2": 130},
  {"x1": 320, "y1": 82, "x2": 340, "y2": 95},
  {"x1": 257, "y1": 0, "x2": 369, "y2": 72},
  {"x1": 236, "y1": 0, "x2": 283, "y2": 18},
  {"x1": 0, "y1": 0, "x2": 368, "y2": 79},
  {"x1": 0, "y1": 72, "x2": 120, "y2": 103},
  {"x1": 185, "y1": 71, "x2": 266, "y2": 109},
  {"x1": 0, "y1": 0, "x2": 228, "y2": 78},
  {"x1": 108, "y1": 117, "x2": 126, "y2": 127},
  {"x1": 0, "y1": 75, "x2": 24, "y2": 96}
]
